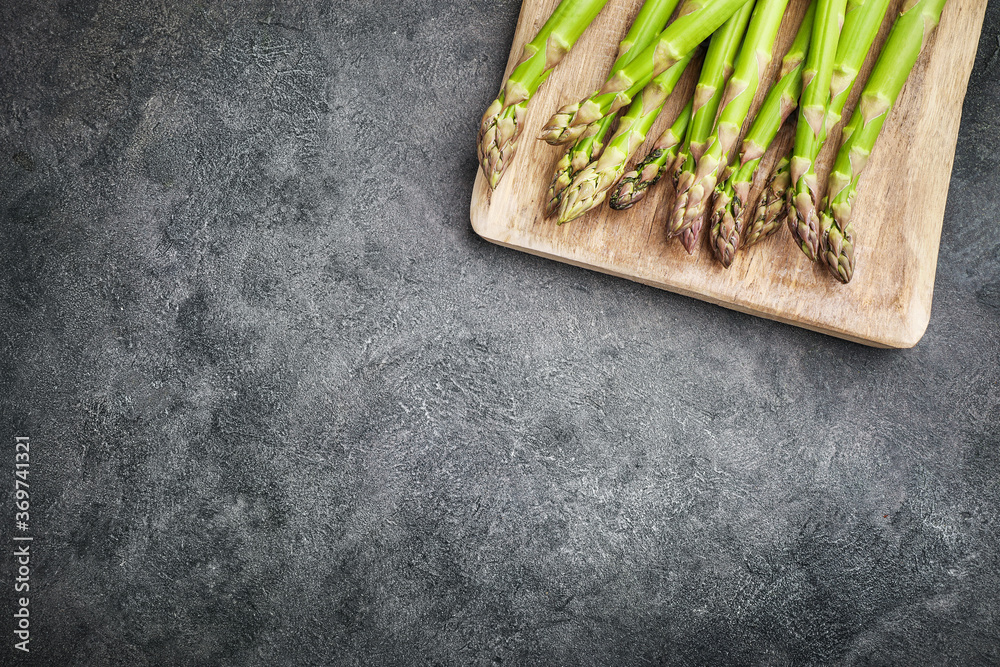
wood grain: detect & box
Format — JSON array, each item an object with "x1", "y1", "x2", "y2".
[{"x1": 470, "y1": 0, "x2": 987, "y2": 348}]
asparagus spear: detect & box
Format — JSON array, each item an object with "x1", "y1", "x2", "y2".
[
  {"x1": 538, "y1": 0, "x2": 754, "y2": 145},
  {"x1": 785, "y1": 0, "x2": 847, "y2": 258},
  {"x1": 827, "y1": 0, "x2": 893, "y2": 133},
  {"x1": 745, "y1": 150, "x2": 792, "y2": 246},
  {"x1": 788, "y1": 0, "x2": 892, "y2": 257},
  {"x1": 708, "y1": 2, "x2": 815, "y2": 265},
  {"x1": 477, "y1": 0, "x2": 610, "y2": 189},
  {"x1": 547, "y1": 117, "x2": 615, "y2": 215},
  {"x1": 608, "y1": 99, "x2": 693, "y2": 210},
  {"x1": 665, "y1": 1, "x2": 756, "y2": 232},
  {"x1": 708, "y1": 172, "x2": 742, "y2": 263},
  {"x1": 547, "y1": 0, "x2": 682, "y2": 215},
  {"x1": 671, "y1": 0, "x2": 792, "y2": 246},
  {"x1": 737, "y1": 3, "x2": 815, "y2": 164},
  {"x1": 819, "y1": 0, "x2": 948, "y2": 283},
  {"x1": 557, "y1": 52, "x2": 697, "y2": 223}
]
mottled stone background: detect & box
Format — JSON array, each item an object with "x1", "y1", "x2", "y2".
[{"x1": 2, "y1": 0, "x2": 999, "y2": 665}]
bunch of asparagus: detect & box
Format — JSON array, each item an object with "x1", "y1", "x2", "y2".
[{"x1": 476, "y1": 0, "x2": 948, "y2": 283}]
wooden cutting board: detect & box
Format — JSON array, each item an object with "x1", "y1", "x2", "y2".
[{"x1": 470, "y1": 0, "x2": 987, "y2": 347}]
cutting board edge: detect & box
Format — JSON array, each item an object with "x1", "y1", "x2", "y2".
[{"x1": 471, "y1": 195, "x2": 929, "y2": 349}]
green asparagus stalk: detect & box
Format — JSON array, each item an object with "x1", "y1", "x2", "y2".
[
  {"x1": 671, "y1": 0, "x2": 792, "y2": 247},
  {"x1": 478, "y1": 0, "x2": 610, "y2": 189},
  {"x1": 665, "y1": 1, "x2": 755, "y2": 231},
  {"x1": 608, "y1": 99, "x2": 693, "y2": 209},
  {"x1": 547, "y1": 117, "x2": 615, "y2": 215},
  {"x1": 547, "y1": 0, "x2": 682, "y2": 215},
  {"x1": 819, "y1": 0, "x2": 947, "y2": 283},
  {"x1": 736, "y1": 1, "x2": 815, "y2": 164},
  {"x1": 828, "y1": 0, "x2": 893, "y2": 132},
  {"x1": 708, "y1": 2, "x2": 815, "y2": 265},
  {"x1": 788, "y1": 0, "x2": 891, "y2": 257},
  {"x1": 785, "y1": 0, "x2": 847, "y2": 258},
  {"x1": 707, "y1": 176, "x2": 740, "y2": 261},
  {"x1": 538, "y1": 0, "x2": 754, "y2": 145},
  {"x1": 557, "y1": 52, "x2": 697, "y2": 224},
  {"x1": 745, "y1": 149, "x2": 792, "y2": 246},
  {"x1": 789, "y1": 0, "x2": 848, "y2": 178}
]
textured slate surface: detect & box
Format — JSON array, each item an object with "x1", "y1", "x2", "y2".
[{"x1": 1, "y1": 1, "x2": 998, "y2": 665}]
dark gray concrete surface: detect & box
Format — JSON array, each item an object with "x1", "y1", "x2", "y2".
[{"x1": 1, "y1": 0, "x2": 999, "y2": 665}]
